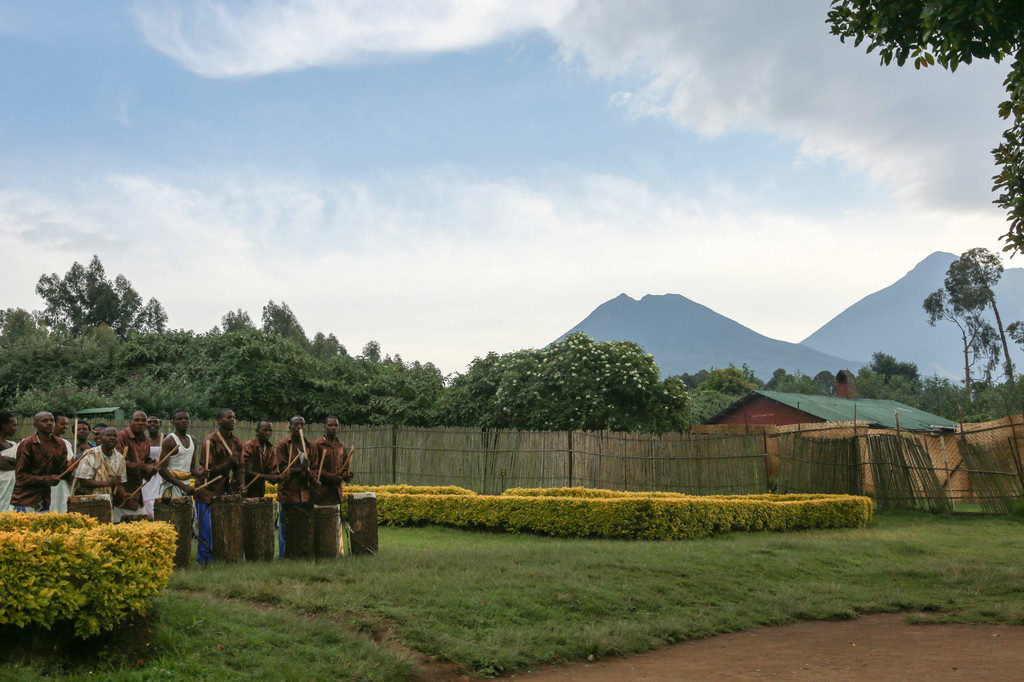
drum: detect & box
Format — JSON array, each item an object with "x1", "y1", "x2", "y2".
[
  {"x1": 347, "y1": 492, "x2": 378, "y2": 556},
  {"x1": 154, "y1": 497, "x2": 194, "y2": 569},
  {"x1": 67, "y1": 494, "x2": 112, "y2": 524},
  {"x1": 243, "y1": 497, "x2": 275, "y2": 562},
  {"x1": 313, "y1": 505, "x2": 340, "y2": 559},
  {"x1": 210, "y1": 494, "x2": 244, "y2": 563},
  {"x1": 282, "y1": 502, "x2": 315, "y2": 560}
]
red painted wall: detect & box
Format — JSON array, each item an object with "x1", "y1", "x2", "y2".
[{"x1": 713, "y1": 395, "x2": 826, "y2": 427}]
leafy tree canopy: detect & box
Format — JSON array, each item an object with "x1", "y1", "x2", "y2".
[
  {"x1": 827, "y1": 1, "x2": 1024, "y2": 252},
  {"x1": 35, "y1": 255, "x2": 167, "y2": 338}
]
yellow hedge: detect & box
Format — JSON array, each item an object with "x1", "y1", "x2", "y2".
[
  {"x1": 346, "y1": 484, "x2": 476, "y2": 496},
  {"x1": 0, "y1": 512, "x2": 176, "y2": 636},
  {"x1": 263, "y1": 483, "x2": 476, "y2": 498},
  {"x1": 503, "y1": 487, "x2": 853, "y2": 503},
  {"x1": 375, "y1": 492, "x2": 873, "y2": 540}
]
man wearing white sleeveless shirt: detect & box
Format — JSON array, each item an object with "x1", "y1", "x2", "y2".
[{"x1": 157, "y1": 410, "x2": 198, "y2": 499}]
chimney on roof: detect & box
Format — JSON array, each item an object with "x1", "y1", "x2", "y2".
[{"x1": 836, "y1": 369, "x2": 856, "y2": 399}]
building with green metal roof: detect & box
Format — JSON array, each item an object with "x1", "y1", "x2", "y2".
[{"x1": 709, "y1": 390, "x2": 958, "y2": 432}]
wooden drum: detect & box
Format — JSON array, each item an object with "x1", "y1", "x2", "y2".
[
  {"x1": 313, "y1": 505, "x2": 340, "y2": 559},
  {"x1": 282, "y1": 502, "x2": 314, "y2": 560},
  {"x1": 67, "y1": 494, "x2": 112, "y2": 524},
  {"x1": 154, "y1": 496, "x2": 194, "y2": 569},
  {"x1": 211, "y1": 494, "x2": 244, "y2": 563},
  {"x1": 243, "y1": 497, "x2": 275, "y2": 562}
]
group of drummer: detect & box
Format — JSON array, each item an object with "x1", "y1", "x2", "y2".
[{"x1": 0, "y1": 408, "x2": 352, "y2": 562}]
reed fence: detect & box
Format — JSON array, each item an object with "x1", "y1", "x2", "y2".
[
  {"x1": 865, "y1": 434, "x2": 952, "y2": 512},
  {"x1": 777, "y1": 434, "x2": 862, "y2": 495},
  {"x1": 16, "y1": 420, "x2": 767, "y2": 496}
]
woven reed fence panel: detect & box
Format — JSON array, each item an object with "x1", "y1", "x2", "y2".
[
  {"x1": 18, "y1": 418, "x2": 764, "y2": 495},
  {"x1": 866, "y1": 435, "x2": 952, "y2": 511},
  {"x1": 777, "y1": 434, "x2": 862, "y2": 495},
  {"x1": 572, "y1": 431, "x2": 767, "y2": 495},
  {"x1": 958, "y1": 441, "x2": 1024, "y2": 514}
]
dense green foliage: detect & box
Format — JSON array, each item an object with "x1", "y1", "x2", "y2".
[
  {"x1": 437, "y1": 333, "x2": 689, "y2": 432},
  {"x1": 827, "y1": 1, "x2": 1024, "y2": 253}
]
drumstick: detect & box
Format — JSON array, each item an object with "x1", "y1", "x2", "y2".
[
  {"x1": 72, "y1": 418, "x2": 78, "y2": 455},
  {"x1": 204, "y1": 439, "x2": 210, "y2": 471},
  {"x1": 219, "y1": 431, "x2": 242, "y2": 490},
  {"x1": 193, "y1": 475, "x2": 223, "y2": 492},
  {"x1": 316, "y1": 445, "x2": 327, "y2": 481},
  {"x1": 298, "y1": 428, "x2": 309, "y2": 463},
  {"x1": 280, "y1": 445, "x2": 301, "y2": 476},
  {"x1": 58, "y1": 452, "x2": 91, "y2": 477}
]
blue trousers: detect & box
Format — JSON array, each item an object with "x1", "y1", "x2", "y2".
[{"x1": 195, "y1": 501, "x2": 213, "y2": 564}]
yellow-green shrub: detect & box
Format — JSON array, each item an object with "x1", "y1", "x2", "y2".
[
  {"x1": 503, "y1": 487, "x2": 859, "y2": 503},
  {"x1": 346, "y1": 484, "x2": 476, "y2": 496},
  {"x1": 376, "y1": 492, "x2": 873, "y2": 540},
  {"x1": 0, "y1": 512, "x2": 176, "y2": 636},
  {"x1": 263, "y1": 483, "x2": 476, "y2": 499}
]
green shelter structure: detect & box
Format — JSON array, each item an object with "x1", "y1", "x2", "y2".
[
  {"x1": 73, "y1": 406, "x2": 127, "y2": 422},
  {"x1": 709, "y1": 390, "x2": 958, "y2": 433}
]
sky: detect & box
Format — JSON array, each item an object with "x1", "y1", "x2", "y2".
[{"x1": 0, "y1": 1, "x2": 1013, "y2": 375}]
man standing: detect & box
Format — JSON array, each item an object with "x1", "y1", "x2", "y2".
[
  {"x1": 49, "y1": 411, "x2": 76, "y2": 513},
  {"x1": 239, "y1": 420, "x2": 277, "y2": 499},
  {"x1": 195, "y1": 408, "x2": 242, "y2": 564},
  {"x1": 117, "y1": 411, "x2": 154, "y2": 522},
  {"x1": 157, "y1": 410, "x2": 197, "y2": 499},
  {"x1": 146, "y1": 415, "x2": 162, "y2": 447},
  {"x1": 75, "y1": 421, "x2": 95, "y2": 456},
  {"x1": 74, "y1": 426, "x2": 130, "y2": 521},
  {"x1": 142, "y1": 414, "x2": 164, "y2": 516},
  {"x1": 11, "y1": 412, "x2": 67, "y2": 512},
  {"x1": 309, "y1": 416, "x2": 353, "y2": 508},
  {"x1": 269, "y1": 415, "x2": 313, "y2": 558},
  {"x1": 0, "y1": 411, "x2": 20, "y2": 510}
]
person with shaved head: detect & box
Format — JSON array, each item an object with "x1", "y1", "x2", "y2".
[
  {"x1": 10, "y1": 412, "x2": 68, "y2": 512},
  {"x1": 116, "y1": 410, "x2": 155, "y2": 521}
]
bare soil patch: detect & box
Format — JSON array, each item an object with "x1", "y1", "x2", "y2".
[{"x1": 501, "y1": 614, "x2": 1024, "y2": 681}]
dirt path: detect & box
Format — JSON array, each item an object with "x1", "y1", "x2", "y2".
[{"x1": 501, "y1": 614, "x2": 1024, "y2": 680}]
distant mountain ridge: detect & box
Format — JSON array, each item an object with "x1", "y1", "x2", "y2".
[
  {"x1": 557, "y1": 293, "x2": 857, "y2": 380},
  {"x1": 556, "y1": 251, "x2": 1024, "y2": 381},
  {"x1": 802, "y1": 251, "x2": 1024, "y2": 379}
]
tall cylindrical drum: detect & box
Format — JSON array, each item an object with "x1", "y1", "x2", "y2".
[
  {"x1": 313, "y1": 505, "x2": 340, "y2": 559},
  {"x1": 153, "y1": 496, "x2": 194, "y2": 569},
  {"x1": 282, "y1": 502, "x2": 315, "y2": 559},
  {"x1": 211, "y1": 494, "x2": 245, "y2": 563},
  {"x1": 347, "y1": 492, "x2": 378, "y2": 556},
  {"x1": 243, "y1": 497, "x2": 275, "y2": 562},
  {"x1": 67, "y1": 494, "x2": 112, "y2": 524}
]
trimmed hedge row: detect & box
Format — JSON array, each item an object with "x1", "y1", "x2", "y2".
[
  {"x1": 375, "y1": 492, "x2": 873, "y2": 540},
  {"x1": 346, "y1": 484, "x2": 477, "y2": 496},
  {"x1": 502, "y1": 487, "x2": 850, "y2": 502},
  {"x1": 0, "y1": 512, "x2": 176, "y2": 636}
]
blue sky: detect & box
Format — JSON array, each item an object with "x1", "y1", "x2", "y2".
[{"x1": 0, "y1": 1, "x2": 1012, "y2": 374}]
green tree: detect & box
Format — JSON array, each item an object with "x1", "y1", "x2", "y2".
[
  {"x1": 943, "y1": 248, "x2": 1016, "y2": 382},
  {"x1": 827, "y1": 1, "x2": 1024, "y2": 252},
  {"x1": 924, "y1": 287, "x2": 998, "y2": 391},
  {"x1": 221, "y1": 308, "x2": 255, "y2": 333},
  {"x1": 700, "y1": 365, "x2": 763, "y2": 396},
  {"x1": 438, "y1": 333, "x2": 688, "y2": 433},
  {"x1": 260, "y1": 300, "x2": 307, "y2": 346},
  {"x1": 35, "y1": 255, "x2": 167, "y2": 338}
]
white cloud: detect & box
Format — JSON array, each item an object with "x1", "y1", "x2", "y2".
[
  {"x1": 549, "y1": 1, "x2": 1009, "y2": 212},
  {"x1": 133, "y1": 0, "x2": 575, "y2": 77},
  {"x1": 134, "y1": 1, "x2": 1012, "y2": 217},
  {"x1": 0, "y1": 170, "x2": 1006, "y2": 374}
]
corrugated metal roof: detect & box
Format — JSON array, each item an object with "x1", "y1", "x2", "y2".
[{"x1": 754, "y1": 390, "x2": 958, "y2": 431}]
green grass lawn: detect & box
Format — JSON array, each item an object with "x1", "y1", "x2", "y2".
[{"x1": 4, "y1": 510, "x2": 1024, "y2": 680}]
